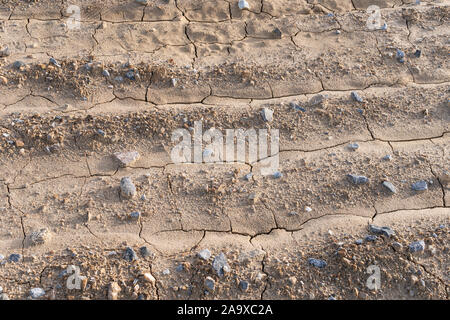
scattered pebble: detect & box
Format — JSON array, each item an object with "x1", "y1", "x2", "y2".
[
  {"x1": 123, "y1": 247, "x2": 138, "y2": 262},
  {"x1": 383, "y1": 155, "x2": 392, "y2": 161},
  {"x1": 30, "y1": 288, "x2": 45, "y2": 299},
  {"x1": 239, "y1": 280, "x2": 249, "y2": 292},
  {"x1": 411, "y1": 180, "x2": 428, "y2": 191},
  {"x1": 347, "y1": 174, "x2": 369, "y2": 185},
  {"x1": 369, "y1": 225, "x2": 395, "y2": 237},
  {"x1": 261, "y1": 108, "x2": 274, "y2": 122},
  {"x1": 212, "y1": 253, "x2": 230, "y2": 277},
  {"x1": 348, "y1": 143, "x2": 359, "y2": 151},
  {"x1": 238, "y1": 0, "x2": 250, "y2": 10},
  {"x1": 27, "y1": 228, "x2": 52, "y2": 246},
  {"x1": 308, "y1": 258, "x2": 327, "y2": 268},
  {"x1": 351, "y1": 92, "x2": 363, "y2": 102},
  {"x1": 382, "y1": 181, "x2": 397, "y2": 194},
  {"x1": 273, "y1": 171, "x2": 283, "y2": 179},
  {"x1": 409, "y1": 240, "x2": 425, "y2": 253},
  {"x1": 8, "y1": 253, "x2": 21, "y2": 263},
  {"x1": 198, "y1": 249, "x2": 211, "y2": 261},
  {"x1": 365, "y1": 235, "x2": 377, "y2": 242},
  {"x1": 120, "y1": 177, "x2": 137, "y2": 199},
  {"x1": 204, "y1": 277, "x2": 215, "y2": 292}
]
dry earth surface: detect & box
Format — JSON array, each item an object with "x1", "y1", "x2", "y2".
[{"x1": 0, "y1": 0, "x2": 449, "y2": 300}]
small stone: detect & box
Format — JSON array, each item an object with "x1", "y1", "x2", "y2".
[
  {"x1": 13, "y1": 61, "x2": 25, "y2": 70},
  {"x1": 239, "y1": 280, "x2": 249, "y2": 292},
  {"x1": 414, "y1": 49, "x2": 421, "y2": 58},
  {"x1": 27, "y1": 228, "x2": 52, "y2": 246},
  {"x1": 369, "y1": 225, "x2": 395, "y2": 237},
  {"x1": 102, "y1": 70, "x2": 110, "y2": 77},
  {"x1": 108, "y1": 282, "x2": 121, "y2": 300},
  {"x1": 198, "y1": 249, "x2": 211, "y2": 261},
  {"x1": 382, "y1": 181, "x2": 397, "y2": 194},
  {"x1": 305, "y1": 206, "x2": 312, "y2": 212},
  {"x1": 409, "y1": 240, "x2": 425, "y2": 253},
  {"x1": 308, "y1": 258, "x2": 327, "y2": 268},
  {"x1": 355, "y1": 239, "x2": 363, "y2": 245},
  {"x1": 392, "y1": 241, "x2": 403, "y2": 252},
  {"x1": 309, "y1": 94, "x2": 327, "y2": 106},
  {"x1": 244, "y1": 173, "x2": 253, "y2": 181},
  {"x1": 383, "y1": 155, "x2": 392, "y2": 161},
  {"x1": 365, "y1": 235, "x2": 377, "y2": 242},
  {"x1": 261, "y1": 108, "x2": 274, "y2": 122},
  {"x1": 0, "y1": 47, "x2": 10, "y2": 57},
  {"x1": 238, "y1": 0, "x2": 250, "y2": 10},
  {"x1": 380, "y1": 22, "x2": 388, "y2": 31},
  {"x1": 8, "y1": 253, "x2": 21, "y2": 262},
  {"x1": 143, "y1": 273, "x2": 156, "y2": 285},
  {"x1": 348, "y1": 143, "x2": 359, "y2": 151},
  {"x1": 125, "y1": 70, "x2": 136, "y2": 80},
  {"x1": 273, "y1": 171, "x2": 283, "y2": 179},
  {"x1": 212, "y1": 253, "x2": 230, "y2": 277},
  {"x1": 411, "y1": 180, "x2": 428, "y2": 191},
  {"x1": 30, "y1": 288, "x2": 45, "y2": 299},
  {"x1": 120, "y1": 177, "x2": 137, "y2": 199},
  {"x1": 351, "y1": 92, "x2": 363, "y2": 102},
  {"x1": 162, "y1": 269, "x2": 170, "y2": 275},
  {"x1": 347, "y1": 174, "x2": 369, "y2": 185},
  {"x1": 49, "y1": 58, "x2": 61, "y2": 68},
  {"x1": 290, "y1": 102, "x2": 306, "y2": 112},
  {"x1": 0, "y1": 76, "x2": 7, "y2": 85},
  {"x1": 0, "y1": 293, "x2": 9, "y2": 300},
  {"x1": 123, "y1": 247, "x2": 138, "y2": 262},
  {"x1": 272, "y1": 28, "x2": 282, "y2": 39},
  {"x1": 139, "y1": 246, "x2": 153, "y2": 258},
  {"x1": 204, "y1": 277, "x2": 215, "y2": 292},
  {"x1": 114, "y1": 151, "x2": 140, "y2": 167},
  {"x1": 171, "y1": 78, "x2": 178, "y2": 87},
  {"x1": 130, "y1": 211, "x2": 141, "y2": 220}
]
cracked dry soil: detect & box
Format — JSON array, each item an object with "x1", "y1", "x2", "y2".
[{"x1": 0, "y1": 0, "x2": 449, "y2": 300}]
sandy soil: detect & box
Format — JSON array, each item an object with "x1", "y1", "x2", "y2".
[{"x1": 0, "y1": 0, "x2": 448, "y2": 300}]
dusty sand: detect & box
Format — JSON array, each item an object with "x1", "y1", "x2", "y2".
[{"x1": 0, "y1": 0, "x2": 448, "y2": 300}]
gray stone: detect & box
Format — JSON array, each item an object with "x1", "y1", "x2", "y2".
[
  {"x1": 114, "y1": 151, "x2": 140, "y2": 167},
  {"x1": 212, "y1": 252, "x2": 230, "y2": 277},
  {"x1": 351, "y1": 92, "x2": 363, "y2": 102},
  {"x1": 204, "y1": 277, "x2": 215, "y2": 291},
  {"x1": 27, "y1": 228, "x2": 52, "y2": 246},
  {"x1": 198, "y1": 249, "x2": 211, "y2": 261},
  {"x1": 348, "y1": 143, "x2": 359, "y2": 151},
  {"x1": 365, "y1": 235, "x2": 377, "y2": 242},
  {"x1": 239, "y1": 280, "x2": 249, "y2": 291},
  {"x1": 261, "y1": 108, "x2": 274, "y2": 122},
  {"x1": 369, "y1": 224, "x2": 395, "y2": 237},
  {"x1": 130, "y1": 211, "x2": 141, "y2": 219},
  {"x1": 392, "y1": 241, "x2": 403, "y2": 252},
  {"x1": 382, "y1": 181, "x2": 397, "y2": 194},
  {"x1": 238, "y1": 0, "x2": 250, "y2": 10},
  {"x1": 13, "y1": 61, "x2": 25, "y2": 70},
  {"x1": 30, "y1": 288, "x2": 45, "y2": 299},
  {"x1": 8, "y1": 253, "x2": 21, "y2": 262},
  {"x1": 120, "y1": 177, "x2": 137, "y2": 199},
  {"x1": 308, "y1": 258, "x2": 327, "y2": 268},
  {"x1": 347, "y1": 174, "x2": 369, "y2": 185},
  {"x1": 383, "y1": 155, "x2": 392, "y2": 161},
  {"x1": 139, "y1": 246, "x2": 153, "y2": 258},
  {"x1": 309, "y1": 94, "x2": 327, "y2": 106},
  {"x1": 409, "y1": 240, "x2": 425, "y2": 253},
  {"x1": 123, "y1": 247, "x2": 138, "y2": 262},
  {"x1": 411, "y1": 180, "x2": 428, "y2": 191}
]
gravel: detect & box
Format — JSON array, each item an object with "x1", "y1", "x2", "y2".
[
  {"x1": 347, "y1": 174, "x2": 369, "y2": 185},
  {"x1": 212, "y1": 253, "x2": 230, "y2": 277},
  {"x1": 30, "y1": 288, "x2": 45, "y2": 299},
  {"x1": 411, "y1": 180, "x2": 428, "y2": 191},
  {"x1": 308, "y1": 258, "x2": 327, "y2": 268},
  {"x1": 369, "y1": 225, "x2": 395, "y2": 237},
  {"x1": 382, "y1": 181, "x2": 397, "y2": 194},
  {"x1": 123, "y1": 247, "x2": 138, "y2": 262},
  {"x1": 120, "y1": 177, "x2": 137, "y2": 199},
  {"x1": 409, "y1": 240, "x2": 425, "y2": 253},
  {"x1": 198, "y1": 249, "x2": 212, "y2": 261}
]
